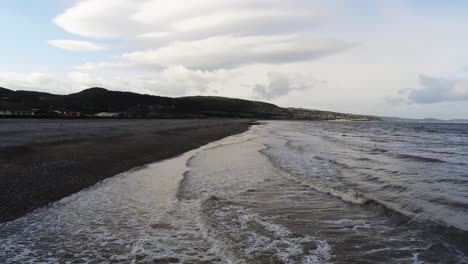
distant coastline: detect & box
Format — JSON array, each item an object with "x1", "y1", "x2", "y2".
[
  {"x1": 0, "y1": 87, "x2": 380, "y2": 121},
  {"x1": 2, "y1": 86, "x2": 464, "y2": 122},
  {"x1": 380, "y1": 116, "x2": 468, "y2": 124}
]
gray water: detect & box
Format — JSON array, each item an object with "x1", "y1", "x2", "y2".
[{"x1": 1, "y1": 121, "x2": 467, "y2": 263}]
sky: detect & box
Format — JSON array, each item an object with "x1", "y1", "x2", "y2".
[{"x1": 1, "y1": 1, "x2": 468, "y2": 119}]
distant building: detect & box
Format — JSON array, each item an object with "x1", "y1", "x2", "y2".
[
  {"x1": 94, "y1": 112, "x2": 120, "y2": 117},
  {"x1": 65, "y1": 111, "x2": 81, "y2": 117},
  {"x1": 0, "y1": 109, "x2": 37, "y2": 116},
  {"x1": 1, "y1": 98, "x2": 39, "y2": 116},
  {"x1": 51, "y1": 110, "x2": 64, "y2": 116}
]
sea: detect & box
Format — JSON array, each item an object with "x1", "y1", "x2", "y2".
[{"x1": 1, "y1": 121, "x2": 467, "y2": 263}]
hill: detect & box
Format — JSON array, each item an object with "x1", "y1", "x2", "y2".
[{"x1": 0, "y1": 87, "x2": 379, "y2": 120}]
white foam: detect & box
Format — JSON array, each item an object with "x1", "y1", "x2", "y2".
[
  {"x1": 411, "y1": 253, "x2": 424, "y2": 264},
  {"x1": 273, "y1": 164, "x2": 372, "y2": 205},
  {"x1": 0, "y1": 132, "x2": 257, "y2": 263},
  {"x1": 198, "y1": 198, "x2": 333, "y2": 264}
]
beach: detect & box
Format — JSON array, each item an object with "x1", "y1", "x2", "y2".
[
  {"x1": 1, "y1": 120, "x2": 467, "y2": 263},
  {"x1": 0, "y1": 119, "x2": 250, "y2": 222}
]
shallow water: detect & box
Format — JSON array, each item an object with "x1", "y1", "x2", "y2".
[{"x1": 1, "y1": 121, "x2": 467, "y2": 263}]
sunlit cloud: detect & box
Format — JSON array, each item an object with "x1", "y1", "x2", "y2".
[{"x1": 48, "y1": 40, "x2": 107, "y2": 51}]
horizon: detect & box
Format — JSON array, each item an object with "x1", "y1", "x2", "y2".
[
  {"x1": 2, "y1": 85, "x2": 467, "y2": 121},
  {"x1": 1, "y1": 1, "x2": 468, "y2": 119}
]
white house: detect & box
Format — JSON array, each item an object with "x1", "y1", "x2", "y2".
[{"x1": 94, "y1": 112, "x2": 120, "y2": 117}]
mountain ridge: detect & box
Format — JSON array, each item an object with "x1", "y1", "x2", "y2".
[{"x1": 1, "y1": 87, "x2": 379, "y2": 120}]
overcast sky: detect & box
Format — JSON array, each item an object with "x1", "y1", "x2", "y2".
[{"x1": 1, "y1": 0, "x2": 468, "y2": 119}]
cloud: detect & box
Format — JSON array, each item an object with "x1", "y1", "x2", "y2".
[
  {"x1": 76, "y1": 61, "x2": 131, "y2": 70},
  {"x1": 48, "y1": 0, "x2": 356, "y2": 104},
  {"x1": 45, "y1": 0, "x2": 468, "y2": 119},
  {"x1": 52, "y1": 0, "x2": 351, "y2": 70},
  {"x1": 407, "y1": 75, "x2": 468, "y2": 103},
  {"x1": 253, "y1": 72, "x2": 319, "y2": 100},
  {"x1": 137, "y1": 32, "x2": 170, "y2": 39},
  {"x1": 54, "y1": 0, "x2": 319, "y2": 40},
  {"x1": 53, "y1": 0, "x2": 143, "y2": 38},
  {"x1": 152, "y1": 65, "x2": 232, "y2": 95},
  {"x1": 0, "y1": 66, "x2": 231, "y2": 96},
  {"x1": 122, "y1": 35, "x2": 353, "y2": 70},
  {"x1": 0, "y1": 71, "x2": 93, "y2": 94},
  {"x1": 48, "y1": 40, "x2": 106, "y2": 51}
]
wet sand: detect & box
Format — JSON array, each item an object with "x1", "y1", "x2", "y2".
[{"x1": 0, "y1": 119, "x2": 250, "y2": 222}]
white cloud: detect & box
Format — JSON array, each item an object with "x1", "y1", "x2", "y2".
[
  {"x1": 0, "y1": 71, "x2": 92, "y2": 94},
  {"x1": 50, "y1": 0, "x2": 352, "y2": 81},
  {"x1": 0, "y1": 66, "x2": 232, "y2": 96},
  {"x1": 122, "y1": 35, "x2": 353, "y2": 70},
  {"x1": 52, "y1": 0, "x2": 348, "y2": 72},
  {"x1": 76, "y1": 61, "x2": 131, "y2": 70},
  {"x1": 48, "y1": 40, "x2": 106, "y2": 51},
  {"x1": 137, "y1": 32, "x2": 170, "y2": 39},
  {"x1": 53, "y1": 0, "x2": 142, "y2": 38},
  {"x1": 31, "y1": 0, "x2": 468, "y2": 118},
  {"x1": 132, "y1": 0, "x2": 318, "y2": 38},
  {"x1": 53, "y1": 0, "x2": 317, "y2": 40},
  {"x1": 152, "y1": 65, "x2": 232, "y2": 95}
]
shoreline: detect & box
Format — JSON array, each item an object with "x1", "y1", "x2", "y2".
[{"x1": 0, "y1": 119, "x2": 251, "y2": 222}]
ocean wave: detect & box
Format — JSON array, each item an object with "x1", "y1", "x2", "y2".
[
  {"x1": 370, "y1": 148, "x2": 389, "y2": 153},
  {"x1": 271, "y1": 161, "x2": 468, "y2": 257},
  {"x1": 265, "y1": 156, "x2": 423, "y2": 220},
  {"x1": 175, "y1": 170, "x2": 192, "y2": 200},
  {"x1": 197, "y1": 196, "x2": 333, "y2": 264},
  {"x1": 425, "y1": 150, "x2": 462, "y2": 155},
  {"x1": 271, "y1": 165, "x2": 375, "y2": 206},
  {"x1": 365, "y1": 146, "x2": 449, "y2": 164},
  {"x1": 436, "y1": 177, "x2": 468, "y2": 185},
  {"x1": 355, "y1": 157, "x2": 372, "y2": 161},
  {"x1": 259, "y1": 121, "x2": 468, "y2": 259},
  {"x1": 395, "y1": 154, "x2": 446, "y2": 163},
  {"x1": 380, "y1": 184, "x2": 408, "y2": 192}
]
